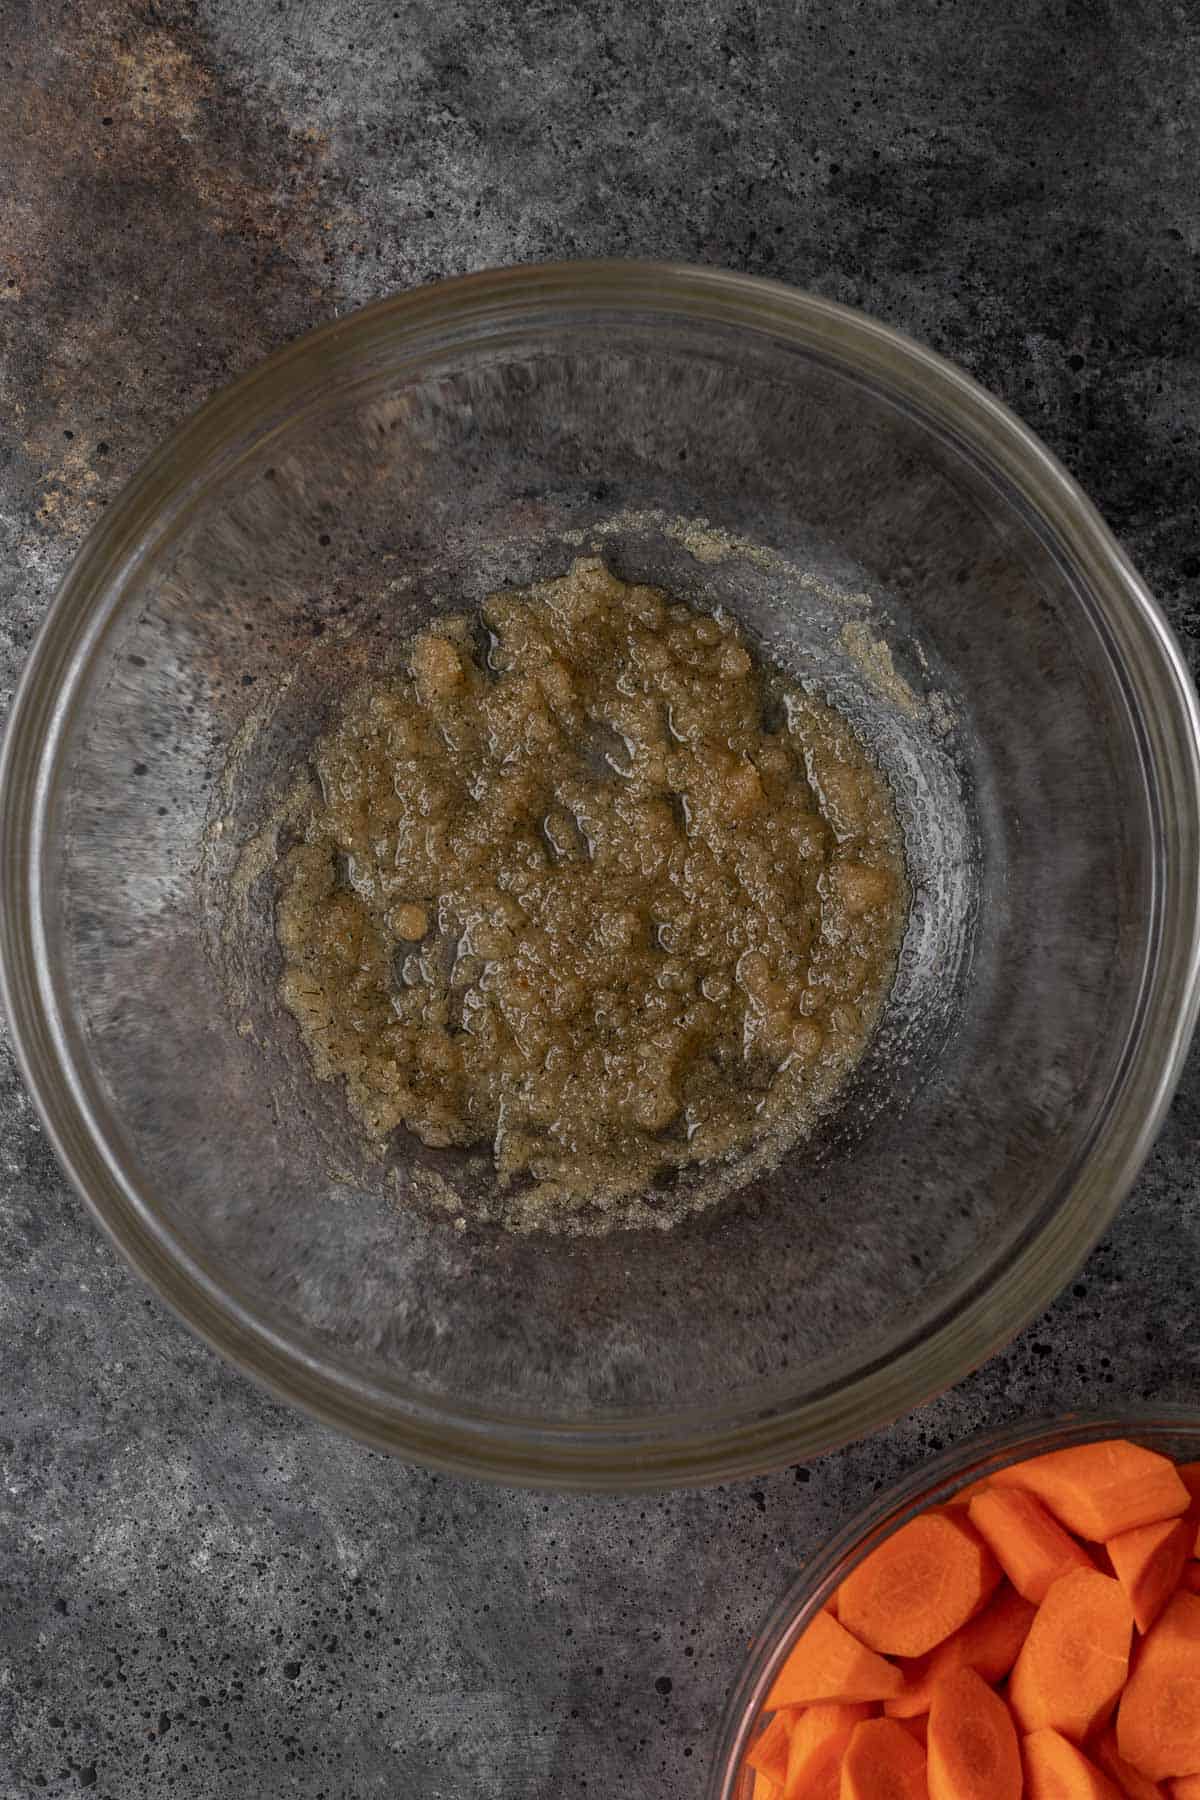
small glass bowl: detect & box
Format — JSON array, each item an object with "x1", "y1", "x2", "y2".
[
  {"x1": 2, "y1": 262, "x2": 1199, "y2": 1487},
  {"x1": 708, "y1": 1407, "x2": 1200, "y2": 1798}
]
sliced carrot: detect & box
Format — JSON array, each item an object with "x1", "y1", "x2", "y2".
[
  {"x1": 1008, "y1": 1566, "x2": 1133, "y2": 1742},
  {"x1": 884, "y1": 1665, "x2": 937, "y2": 1724},
  {"x1": 791, "y1": 1702, "x2": 876, "y2": 1746},
  {"x1": 782, "y1": 1704, "x2": 872, "y2": 1793},
  {"x1": 784, "y1": 1735, "x2": 843, "y2": 1800},
  {"x1": 750, "y1": 1444, "x2": 1200, "y2": 1800},
  {"x1": 764, "y1": 1611, "x2": 903, "y2": 1710},
  {"x1": 1108, "y1": 1516, "x2": 1193, "y2": 1634},
  {"x1": 782, "y1": 1703, "x2": 871, "y2": 1798},
  {"x1": 746, "y1": 1712, "x2": 795, "y2": 1784},
  {"x1": 884, "y1": 1583, "x2": 1036, "y2": 1718},
  {"x1": 993, "y1": 1442, "x2": 1190, "y2": 1541},
  {"x1": 1178, "y1": 1464, "x2": 1200, "y2": 1566},
  {"x1": 1023, "y1": 1727, "x2": 1125, "y2": 1799},
  {"x1": 1094, "y1": 1726, "x2": 1164, "y2": 1800},
  {"x1": 1175, "y1": 1464, "x2": 1200, "y2": 1506},
  {"x1": 970, "y1": 1486, "x2": 1096, "y2": 1603},
  {"x1": 927, "y1": 1664, "x2": 1021, "y2": 1800},
  {"x1": 837, "y1": 1509, "x2": 1001, "y2": 1658},
  {"x1": 1117, "y1": 1590, "x2": 1200, "y2": 1780},
  {"x1": 1095, "y1": 1543, "x2": 1120, "y2": 1580},
  {"x1": 840, "y1": 1718, "x2": 927, "y2": 1800}
]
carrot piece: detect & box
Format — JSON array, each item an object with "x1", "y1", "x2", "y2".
[
  {"x1": 970, "y1": 1486, "x2": 1096, "y2": 1603},
  {"x1": 1108, "y1": 1516, "x2": 1193, "y2": 1633},
  {"x1": 837, "y1": 1510, "x2": 1001, "y2": 1657},
  {"x1": 1008, "y1": 1567, "x2": 1133, "y2": 1742},
  {"x1": 1023, "y1": 1727, "x2": 1125, "y2": 1799},
  {"x1": 1177, "y1": 1463, "x2": 1200, "y2": 1564},
  {"x1": 898, "y1": 1715, "x2": 928, "y2": 1749},
  {"x1": 783, "y1": 1707, "x2": 869, "y2": 1787},
  {"x1": 1094, "y1": 1726, "x2": 1165, "y2": 1799},
  {"x1": 992, "y1": 1441, "x2": 1190, "y2": 1541},
  {"x1": 752, "y1": 1775, "x2": 784, "y2": 1800},
  {"x1": 1178, "y1": 1465, "x2": 1200, "y2": 1550},
  {"x1": 880, "y1": 1665, "x2": 935, "y2": 1721},
  {"x1": 884, "y1": 1583, "x2": 1036, "y2": 1718},
  {"x1": 927, "y1": 1664, "x2": 1021, "y2": 1800},
  {"x1": 1169, "y1": 1779, "x2": 1200, "y2": 1798},
  {"x1": 1175, "y1": 1464, "x2": 1200, "y2": 1507},
  {"x1": 764, "y1": 1612, "x2": 904, "y2": 1709},
  {"x1": 783, "y1": 1703, "x2": 872, "y2": 1798},
  {"x1": 1117, "y1": 1591, "x2": 1200, "y2": 1780},
  {"x1": 1178, "y1": 1565, "x2": 1200, "y2": 1596},
  {"x1": 747, "y1": 1712, "x2": 795, "y2": 1784},
  {"x1": 840, "y1": 1718, "x2": 927, "y2": 1800},
  {"x1": 784, "y1": 1736, "x2": 844, "y2": 1800}
]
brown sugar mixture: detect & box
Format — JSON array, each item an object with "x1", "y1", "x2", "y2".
[{"x1": 277, "y1": 559, "x2": 907, "y2": 1232}]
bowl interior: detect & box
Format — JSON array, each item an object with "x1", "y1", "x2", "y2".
[{"x1": 26, "y1": 290, "x2": 1166, "y2": 1472}]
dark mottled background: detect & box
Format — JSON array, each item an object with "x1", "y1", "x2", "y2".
[{"x1": 1, "y1": 2, "x2": 1198, "y2": 1795}]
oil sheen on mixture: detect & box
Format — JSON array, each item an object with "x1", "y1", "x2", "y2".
[{"x1": 277, "y1": 558, "x2": 907, "y2": 1233}]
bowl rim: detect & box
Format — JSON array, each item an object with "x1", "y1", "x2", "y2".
[
  {"x1": 707, "y1": 1404, "x2": 1200, "y2": 1799},
  {"x1": 2, "y1": 259, "x2": 1199, "y2": 1489}
]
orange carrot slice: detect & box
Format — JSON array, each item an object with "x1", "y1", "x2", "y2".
[
  {"x1": 791, "y1": 1742, "x2": 849, "y2": 1800},
  {"x1": 993, "y1": 1442, "x2": 1190, "y2": 1541},
  {"x1": 1023, "y1": 1727, "x2": 1125, "y2": 1799},
  {"x1": 746, "y1": 1712, "x2": 794, "y2": 1784},
  {"x1": 927, "y1": 1664, "x2": 1021, "y2": 1800},
  {"x1": 764, "y1": 1611, "x2": 903, "y2": 1709},
  {"x1": 1108, "y1": 1516, "x2": 1193, "y2": 1634},
  {"x1": 1175, "y1": 1464, "x2": 1200, "y2": 1506},
  {"x1": 840, "y1": 1718, "x2": 927, "y2": 1800},
  {"x1": 884, "y1": 1582, "x2": 1036, "y2": 1718},
  {"x1": 784, "y1": 1706, "x2": 867, "y2": 1792},
  {"x1": 969, "y1": 1486, "x2": 1096, "y2": 1603},
  {"x1": 837, "y1": 1510, "x2": 1001, "y2": 1657},
  {"x1": 1117, "y1": 1591, "x2": 1200, "y2": 1780},
  {"x1": 1008, "y1": 1567, "x2": 1133, "y2": 1742},
  {"x1": 784, "y1": 1737, "x2": 843, "y2": 1799},
  {"x1": 884, "y1": 1665, "x2": 939, "y2": 1725},
  {"x1": 782, "y1": 1702, "x2": 871, "y2": 1797},
  {"x1": 748, "y1": 1442, "x2": 1200, "y2": 1800},
  {"x1": 1094, "y1": 1726, "x2": 1165, "y2": 1799},
  {"x1": 898, "y1": 1714, "x2": 928, "y2": 1749},
  {"x1": 1181, "y1": 1460, "x2": 1200, "y2": 1545}
]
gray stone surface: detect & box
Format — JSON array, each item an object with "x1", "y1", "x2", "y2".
[{"x1": 1, "y1": 1, "x2": 1199, "y2": 1794}]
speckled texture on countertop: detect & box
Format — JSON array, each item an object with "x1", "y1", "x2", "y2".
[{"x1": 2, "y1": 2, "x2": 1199, "y2": 1795}]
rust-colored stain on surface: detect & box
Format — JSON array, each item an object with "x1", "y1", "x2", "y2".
[{"x1": 1, "y1": 0, "x2": 346, "y2": 541}]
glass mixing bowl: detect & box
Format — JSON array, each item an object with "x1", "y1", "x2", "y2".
[
  {"x1": 1, "y1": 262, "x2": 1198, "y2": 1488},
  {"x1": 709, "y1": 1407, "x2": 1200, "y2": 1799}
]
